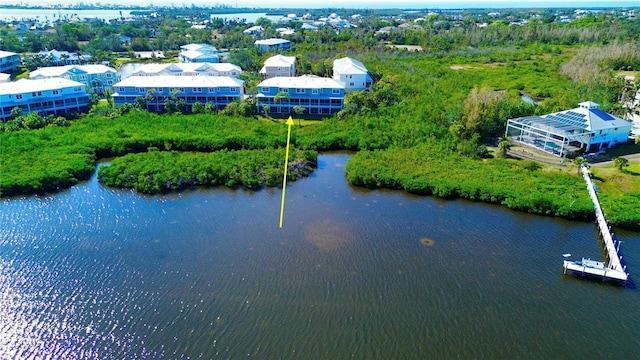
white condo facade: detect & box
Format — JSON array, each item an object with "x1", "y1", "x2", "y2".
[
  {"x1": 131, "y1": 63, "x2": 241, "y2": 78},
  {"x1": 29, "y1": 64, "x2": 118, "y2": 94}
]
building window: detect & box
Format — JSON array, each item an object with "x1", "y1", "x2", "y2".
[
  {"x1": 53, "y1": 90, "x2": 59, "y2": 95},
  {"x1": 193, "y1": 87, "x2": 202, "y2": 92},
  {"x1": 107, "y1": 80, "x2": 113, "y2": 85},
  {"x1": 350, "y1": 82, "x2": 354, "y2": 86},
  {"x1": 209, "y1": 88, "x2": 215, "y2": 92},
  {"x1": 179, "y1": 88, "x2": 185, "y2": 92},
  {"x1": 230, "y1": 87, "x2": 237, "y2": 92},
  {"x1": 332, "y1": 89, "x2": 341, "y2": 94},
  {"x1": 106, "y1": 73, "x2": 112, "y2": 77},
  {"x1": 312, "y1": 89, "x2": 318, "y2": 94},
  {"x1": 138, "y1": 88, "x2": 145, "y2": 93},
  {"x1": 296, "y1": 88, "x2": 304, "y2": 93},
  {"x1": 119, "y1": 87, "x2": 124, "y2": 92},
  {"x1": 261, "y1": 87, "x2": 270, "y2": 93},
  {"x1": 16, "y1": 94, "x2": 23, "y2": 99},
  {"x1": 80, "y1": 75, "x2": 87, "y2": 80}
]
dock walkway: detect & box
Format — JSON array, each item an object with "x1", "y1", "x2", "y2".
[{"x1": 562, "y1": 164, "x2": 628, "y2": 284}]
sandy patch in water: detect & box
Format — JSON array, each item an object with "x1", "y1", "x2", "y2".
[{"x1": 305, "y1": 219, "x2": 352, "y2": 251}]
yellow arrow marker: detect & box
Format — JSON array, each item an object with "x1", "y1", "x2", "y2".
[{"x1": 279, "y1": 116, "x2": 295, "y2": 228}]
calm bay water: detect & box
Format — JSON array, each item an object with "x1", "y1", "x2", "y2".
[
  {"x1": 1, "y1": 153, "x2": 639, "y2": 358},
  {"x1": 0, "y1": 9, "x2": 133, "y2": 22}
]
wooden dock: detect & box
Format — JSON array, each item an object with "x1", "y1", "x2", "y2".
[{"x1": 562, "y1": 164, "x2": 628, "y2": 284}]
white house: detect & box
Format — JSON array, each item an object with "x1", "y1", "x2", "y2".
[
  {"x1": 38, "y1": 49, "x2": 91, "y2": 65},
  {"x1": 29, "y1": 64, "x2": 118, "y2": 94},
  {"x1": 332, "y1": 57, "x2": 373, "y2": 92},
  {"x1": 301, "y1": 23, "x2": 318, "y2": 31},
  {"x1": 178, "y1": 44, "x2": 219, "y2": 63},
  {"x1": 243, "y1": 25, "x2": 264, "y2": 35},
  {"x1": 255, "y1": 38, "x2": 291, "y2": 53},
  {"x1": 0, "y1": 50, "x2": 21, "y2": 73},
  {"x1": 505, "y1": 101, "x2": 633, "y2": 156},
  {"x1": 111, "y1": 76, "x2": 244, "y2": 113},
  {"x1": 276, "y1": 27, "x2": 295, "y2": 36},
  {"x1": 0, "y1": 78, "x2": 91, "y2": 121},
  {"x1": 574, "y1": 101, "x2": 633, "y2": 151},
  {"x1": 260, "y1": 55, "x2": 296, "y2": 79},
  {"x1": 131, "y1": 62, "x2": 242, "y2": 78}
]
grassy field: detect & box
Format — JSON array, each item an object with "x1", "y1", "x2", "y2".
[{"x1": 591, "y1": 160, "x2": 640, "y2": 195}]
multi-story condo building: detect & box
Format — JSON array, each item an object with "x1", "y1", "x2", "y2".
[
  {"x1": 111, "y1": 76, "x2": 244, "y2": 112},
  {"x1": 0, "y1": 50, "x2": 21, "y2": 73},
  {"x1": 29, "y1": 64, "x2": 118, "y2": 94},
  {"x1": 332, "y1": 57, "x2": 373, "y2": 92},
  {"x1": 178, "y1": 44, "x2": 219, "y2": 63},
  {"x1": 131, "y1": 63, "x2": 241, "y2": 78},
  {"x1": 260, "y1": 55, "x2": 296, "y2": 79},
  {"x1": 256, "y1": 75, "x2": 345, "y2": 115},
  {"x1": 0, "y1": 78, "x2": 91, "y2": 121}
]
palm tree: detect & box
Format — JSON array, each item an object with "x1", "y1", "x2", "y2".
[
  {"x1": 292, "y1": 106, "x2": 306, "y2": 125},
  {"x1": 496, "y1": 138, "x2": 511, "y2": 158},
  {"x1": 573, "y1": 156, "x2": 586, "y2": 173},
  {"x1": 273, "y1": 91, "x2": 290, "y2": 114},
  {"x1": 613, "y1": 156, "x2": 629, "y2": 172}
]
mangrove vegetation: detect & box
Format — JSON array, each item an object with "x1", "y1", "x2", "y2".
[{"x1": 1, "y1": 7, "x2": 639, "y2": 229}]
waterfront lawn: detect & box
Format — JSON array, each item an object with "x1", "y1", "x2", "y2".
[{"x1": 590, "y1": 160, "x2": 640, "y2": 230}]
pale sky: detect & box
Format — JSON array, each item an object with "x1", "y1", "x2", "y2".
[{"x1": 10, "y1": 0, "x2": 634, "y2": 8}]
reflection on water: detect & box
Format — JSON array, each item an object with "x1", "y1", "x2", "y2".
[{"x1": 1, "y1": 154, "x2": 639, "y2": 358}]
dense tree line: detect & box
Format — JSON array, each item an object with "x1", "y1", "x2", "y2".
[
  {"x1": 2, "y1": 7, "x2": 638, "y2": 72},
  {"x1": 344, "y1": 144, "x2": 595, "y2": 221}
]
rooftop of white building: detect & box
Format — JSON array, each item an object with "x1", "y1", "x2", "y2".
[
  {"x1": 113, "y1": 75, "x2": 244, "y2": 89},
  {"x1": 0, "y1": 78, "x2": 86, "y2": 96},
  {"x1": 258, "y1": 75, "x2": 344, "y2": 90},
  {"x1": 263, "y1": 55, "x2": 296, "y2": 67},
  {"x1": 255, "y1": 38, "x2": 291, "y2": 46},
  {"x1": 133, "y1": 63, "x2": 241, "y2": 75},
  {"x1": 333, "y1": 57, "x2": 369, "y2": 75},
  {"x1": 0, "y1": 50, "x2": 19, "y2": 58},
  {"x1": 180, "y1": 43, "x2": 217, "y2": 52},
  {"x1": 541, "y1": 101, "x2": 631, "y2": 132},
  {"x1": 30, "y1": 64, "x2": 116, "y2": 78}
]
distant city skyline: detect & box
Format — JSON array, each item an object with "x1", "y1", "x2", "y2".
[{"x1": 6, "y1": 0, "x2": 639, "y2": 8}]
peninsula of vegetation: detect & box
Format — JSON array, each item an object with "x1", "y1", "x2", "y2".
[{"x1": 1, "y1": 4, "x2": 639, "y2": 230}]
